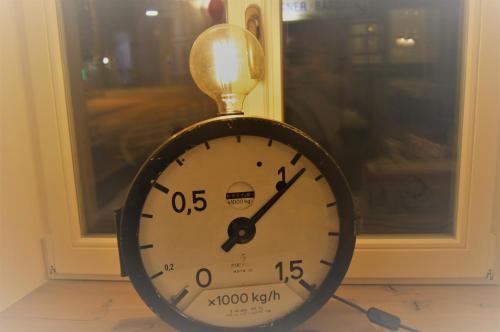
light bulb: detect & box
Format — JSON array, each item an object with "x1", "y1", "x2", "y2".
[{"x1": 189, "y1": 24, "x2": 264, "y2": 115}]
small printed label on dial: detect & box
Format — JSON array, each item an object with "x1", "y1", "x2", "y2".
[
  {"x1": 183, "y1": 283, "x2": 302, "y2": 328},
  {"x1": 226, "y1": 182, "x2": 255, "y2": 210}
]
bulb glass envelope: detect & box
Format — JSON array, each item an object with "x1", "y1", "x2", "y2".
[{"x1": 189, "y1": 24, "x2": 264, "y2": 114}]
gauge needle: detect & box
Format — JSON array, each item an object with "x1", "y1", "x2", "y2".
[{"x1": 221, "y1": 167, "x2": 306, "y2": 252}]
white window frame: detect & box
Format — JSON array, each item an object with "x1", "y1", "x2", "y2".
[{"x1": 23, "y1": 0, "x2": 499, "y2": 282}]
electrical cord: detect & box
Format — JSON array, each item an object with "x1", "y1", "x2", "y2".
[{"x1": 331, "y1": 294, "x2": 420, "y2": 332}]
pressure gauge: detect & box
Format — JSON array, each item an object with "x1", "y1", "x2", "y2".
[{"x1": 117, "y1": 116, "x2": 356, "y2": 331}]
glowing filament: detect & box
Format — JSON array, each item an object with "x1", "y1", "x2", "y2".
[{"x1": 213, "y1": 40, "x2": 239, "y2": 87}]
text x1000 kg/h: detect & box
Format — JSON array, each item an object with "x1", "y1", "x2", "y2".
[{"x1": 208, "y1": 290, "x2": 281, "y2": 306}]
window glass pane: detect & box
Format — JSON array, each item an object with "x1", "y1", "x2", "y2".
[
  {"x1": 60, "y1": 0, "x2": 226, "y2": 234},
  {"x1": 282, "y1": 0, "x2": 464, "y2": 234}
]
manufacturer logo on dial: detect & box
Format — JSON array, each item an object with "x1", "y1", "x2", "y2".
[{"x1": 226, "y1": 182, "x2": 255, "y2": 210}]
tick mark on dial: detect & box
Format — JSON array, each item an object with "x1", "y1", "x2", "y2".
[
  {"x1": 315, "y1": 174, "x2": 324, "y2": 181},
  {"x1": 299, "y1": 279, "x2": 315, "y2": 292},
  {"x1": 320, "y1": 259, "x2": 332, "y2": 266},
  {"x1": 267, "y1": 139, "x2": 273, "y2": 147},
  {"x1": 152, "y1": 182, "x2": 169, "y2": 194},
  {"x1": 204, "y1": 141, "x2": 210, "y2": 150},
  {"x1": 141, "y1": 213, "x2": 153, "y2": 219},
  {"x1": 187, "y1": 208, "x2": 192, "y2": 215},
  {"x1": 171, "y1": 288, "x2": 189, "y2": 306},
  {"x1": 176, "y1": 158, "x2": 184, "y2": 166},
  {"x1": 290, "y1": 152, "x2": 302, "y2": 166},
  {"x1": 140, "y1": 244, "x2": 154, "y2": 250},
  {"x1": 328, "y1": 231, "x2": 339, "y2": 236},
  {"x1": 236, "y1": 135, "x2": 241, "y2": 143},
  {"x1": 256, "y1": 161, "x2": 263, "y2": 167},
  {"x1": 326, "y1": 201, "x2": 337, "y2": 208},
  {"x1": 150, "y1": 271, "x2": 163, "y2": 280}
]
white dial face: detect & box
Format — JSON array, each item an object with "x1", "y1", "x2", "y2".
[{"x1": 139, "y1": 135, "x2": 340, "y2": 328}]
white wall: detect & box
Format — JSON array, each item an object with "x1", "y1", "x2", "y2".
[{"x1": 0, "y1": 0, "x2": 49, "y2": 311}]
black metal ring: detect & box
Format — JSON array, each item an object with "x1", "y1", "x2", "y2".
[{"x1": 119, "y1": 115, "x2": 356, "y2": 332}]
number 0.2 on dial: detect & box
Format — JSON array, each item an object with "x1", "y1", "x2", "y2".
[{"x1": 119, "y1": 117, "x2": 355, "y2": 332}]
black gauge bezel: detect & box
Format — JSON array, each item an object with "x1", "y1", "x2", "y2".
[{"x1": 119, "y1": 116, "x2": 356, "y2": 332}]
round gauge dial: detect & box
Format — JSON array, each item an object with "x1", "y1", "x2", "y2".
[{"x1": 119, "y1": 116, "x2": 355, "y2": 332}]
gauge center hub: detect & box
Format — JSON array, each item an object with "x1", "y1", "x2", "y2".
[{"x1": 227, "y1": 217, "x2": 256, "y2": 244}]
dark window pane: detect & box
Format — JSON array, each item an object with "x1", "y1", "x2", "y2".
[
  {"x1": 282, "y1": 0, "x2": 464, "y2": 234},
  {"x1": 60, "y1": 0, "x2": 226, "y2": 234}
]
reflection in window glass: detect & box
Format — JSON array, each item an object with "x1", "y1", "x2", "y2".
[
  {"x1": 282, "y1": 0, "x2": 464, "y2": 234},
  {"x1": 61, "y1": 0, "x2": 226, "y2": 234}
]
